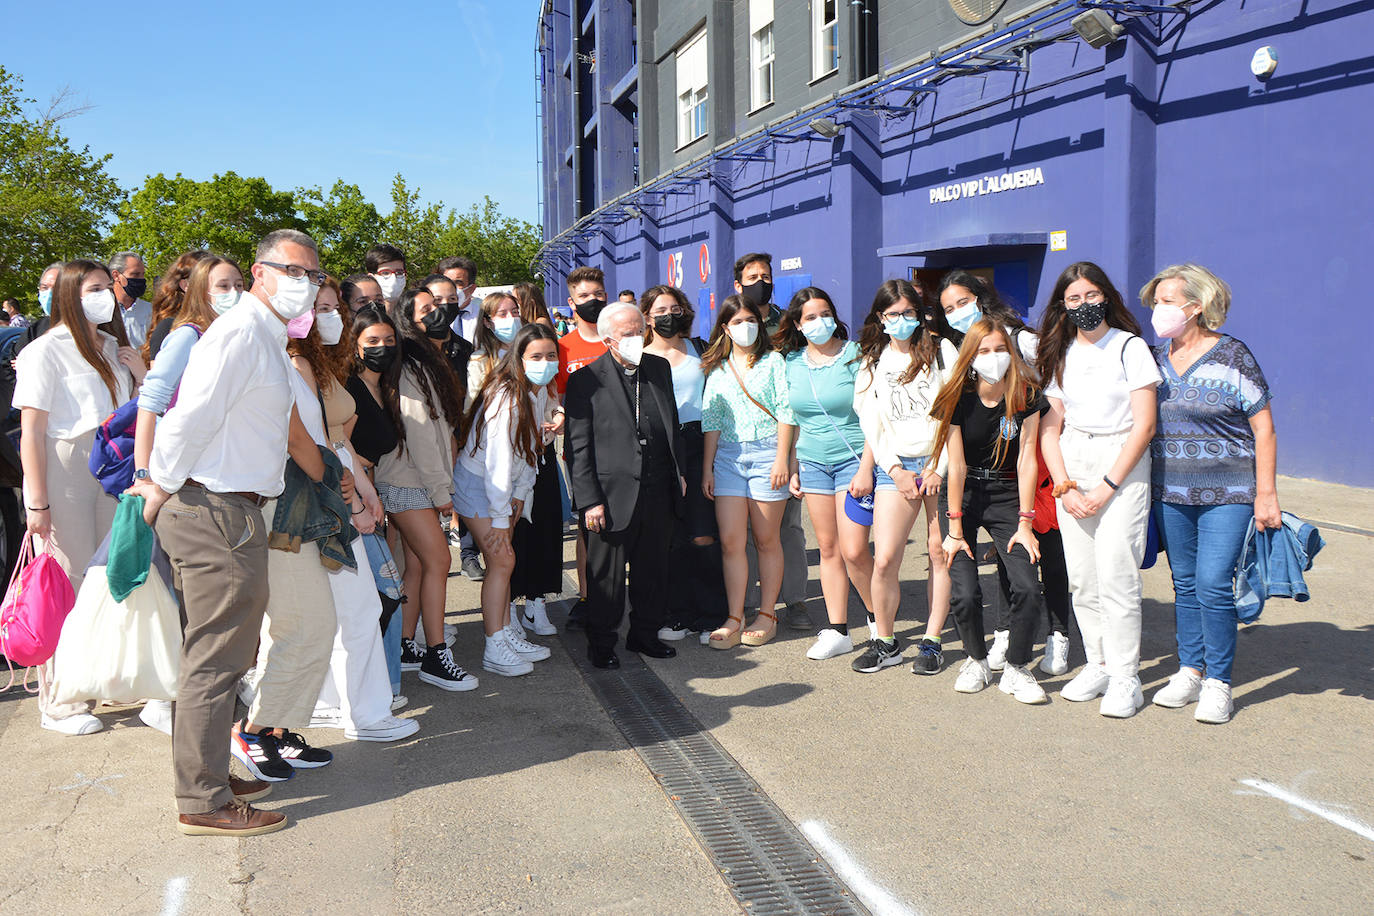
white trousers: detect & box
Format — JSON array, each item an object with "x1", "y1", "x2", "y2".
[
  {"x1": 316, "y1": 532, "x2": 393, "y2": 729},
  {"x1": 1055, "y1": 427, "x2": 1151, "y2": 678}
]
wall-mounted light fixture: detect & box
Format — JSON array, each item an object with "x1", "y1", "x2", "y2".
[
  {"x1": 809, "y1": 117, "x2": 845, "y2": 138},
  {"x1": 1250, "y1": 46, "x2": 1279, "y2": 81},
  {"x1": 1071, "y1": 10, "x2": 1124, "y2": 49}
]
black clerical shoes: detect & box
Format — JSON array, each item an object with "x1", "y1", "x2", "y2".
[
  {"x1": 588, "y1": 646, "x2": 620, "y2": 669},
  {"x1": 625, "y1": 634, "x2": 677, "y2": 659}
]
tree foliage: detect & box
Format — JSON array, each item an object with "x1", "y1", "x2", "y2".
[{"x1": 297, "y1": 180, "x2": 384, "y2": 281}]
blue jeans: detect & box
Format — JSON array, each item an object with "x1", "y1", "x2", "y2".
[{"x1": 1156, "y1": 501, "x2": 1252, "y2": 684}]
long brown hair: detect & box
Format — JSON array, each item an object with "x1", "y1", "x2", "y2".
[
  {"x1": 471, "y1": 291, "x2": 520, "y2": 358},
  {"x1": 50, "y1": 260, "x2": 126, "y2": 405},
  {"x1": 461, "y1": 323, "x2": 557, "y2": 468},
  {"x1": 315, "y1": 275, "x2": 354, "y2": 388},
  {"x1": 700, "y1": 294, "x2": 771, "y2": 376},
  {"x1": 857, "y1": 279, "x2": 943, "y2": 389},
  {"x1": 175, "y1": 256, "x2": 239, "y2": 336},
  {"x1": 930, "y1": 318, "x2": 1037, "y2": 470},
  {"x1": 773, "y1": 285, "x2": 852, "y2": 356},
  {"x1": 393, "y1": 288, "x2": 464, "y2": 430},
  {"x1": 1035, "y1": 261, "x2": 1142, "y2": 388},
  {"x1": 511, "y1": 282, "x2": 553, "y2": 327},
  {"x1": 144, "y1": 250, "x2": 212, "y2": 362},
  {"x1": 350, "y1": 306, "x2": 406, "y2": 446}
]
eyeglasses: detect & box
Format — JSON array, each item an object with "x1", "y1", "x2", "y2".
[
  {"x1": 261, "y1": 261, "x2": 327, "y2": 285},
  {"x1": 651, "y1": 307, "x2": 685, "y2": 316},
  {"x1": 1064, "y1": 292, "x2": 1106, "y2": 307},
  {"x1": 882, "y1": 309, "x2": 918, "y2": 321}
]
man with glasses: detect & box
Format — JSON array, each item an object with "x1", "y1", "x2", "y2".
[
  {"x1": 365, "y1": 244, "x2": 408, "y2": 307},
  {"x1": 132, "y1": 228, "x2": 328, "y2": 837},
  {"x1": 436, "y1": 255, "x2": 480, "y2": 342},
  {"x1": 109, "y1": 251, "x2": 152, "y2": 349},
  {"x1": 342, "y1": 273, "x2": 387, "y2": 316}
]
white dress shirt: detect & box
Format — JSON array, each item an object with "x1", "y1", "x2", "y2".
[
  {"x1": 448, "y1": 293, "x2": 480, "y2": 343},
  {"x1": 13, "y1": 324, "x2": 132, "y2": 439},
  {"x1": 120, "y1": 298, "x2": 153, "y2": 350},
  {"x1": 149, "y1": 295, "x2": 295, "y2": 496}
]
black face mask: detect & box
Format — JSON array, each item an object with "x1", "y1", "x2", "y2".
[
  {"x1": 574, "y1": 297, "x2": 606, "y2": 324},
  {"x1": 420, "y1": 308, "x2": 450, "y2": 340},
  {"x1": 122, "y1": 277, "x2": 147, "y2": 301},
  {"x1": 740, "y1": 279, "x2": 773, "y2": 308},
  {"x1": 1066, "y1": 300, "x2": 1107, "y2": 332},
  {"x1": 652, "y1": 314, "x2": 680, "y2": 338},
  {"x1": 360, "y1": 344, "x2": 398, "y2": 372}
]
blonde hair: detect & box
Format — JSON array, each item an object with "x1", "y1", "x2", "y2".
[{"x1": 1140, "y1": 263, "x2": 1231, "y2": 331}]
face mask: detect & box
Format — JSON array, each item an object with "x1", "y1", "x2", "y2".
[
  {"x1": 286, "y1": 310, "x2": 315, "y2": 339},
  {"x1": 573, "y1": 297, "x2": 606, "y2": 324},
  {"x1": 492, "y1": 315, "x2": 522, "y2": 343},
  {"x1": 421, "y1": 308, "x2": 450, "y2": 340},
  {"x1": 360, "y1": 344, "x2": 398, "y2": 373},
  {"x1": 81, "y1": 289, "x2": 117, "y2": 324},
  {"x1": 727, "y1": 320, "x2": 759, "y2": 348},
  {"x1": 38, "y1": 289, "x2": 52, "y2": 315},
  {"x1": 121, "y1": 277, "x2": 147, "y2": 301},
  {"x1": 373, "y1": 273, "x2": 405, "y2": 301},
  {"x1": 316, "y1": 310, "x2": 344, "y2": 345},
  {"x1": 269, "y1": 273, "x2": 319, "y2": 320},
  {"x1": 676, "y1": 314, "x2": 694, "y2": 336},
  {"x1": 524, "y1": 358, "x2": 558, "y2": 387},
  {"x1": 615, "y1": 335, "x2": 644, "y2": 365},
  {"x1": 1066, "y1": 299, "x2": 1107, "y2": 332},
  {"x1": 972, "y1": 351, "x2": 1012, "y2": 384},
  {"x1": 883, "y1": 315, "x2": 918, "y2": 341},
  {"x1": 947, "y1": 301, "x2": 981, "y2": 334},
  {"x1": 740, "y1": 279, "x2": 773, "y2": 308},
  {"x1": 801, "y1": 316, "x2": 836, "y2": 345},
  {"x1": 652, "y1": 314, "x2": 680, "y2": 338},
  {"x1": 211, "y1": 290, "x2": 241, "y2": 315},
  {"x1": 1151, "y1": 303, "x2": 1193, "y2": 339}
]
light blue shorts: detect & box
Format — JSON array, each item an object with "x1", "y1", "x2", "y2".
[
  {"x1": 874, "y1": 455, "x2": 931, "y2": 493},
  {"x1": 798, "y1": 456, "x2": 863, "y2": 496},
  {"x1": 713, "y1": 436, "x2": 788, "y2": 502},
  {"x1": 452, "y1": 462, "x2": 490, "y2": 520}
]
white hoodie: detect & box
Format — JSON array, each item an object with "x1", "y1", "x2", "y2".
[
  {"x1": 853, "y1": 337, "x2": 959, "y2": 477},
  {"x1": 457, "y1": 384, "x2": 554, "y2": 529}
]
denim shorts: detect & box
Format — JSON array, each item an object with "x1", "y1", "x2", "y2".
[
  {"x1": 873, "y1": 454, "x2": 930, "y2": 493},
  {"x1": 452, "y1": 462, "x2": 490, "y2": 520},
  {"x1": 798, "y1": 455, "x2": 863, "y2": 496},
  {"x1": 714, "y1": 436, "x2": 788, "y2": 502}
]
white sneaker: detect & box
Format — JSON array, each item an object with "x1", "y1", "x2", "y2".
[
  {"x1": 954, "y1": 656, "x2": 992, "y2": 693},
  {"x1": 236, "y1": 669, "x2": 257, "y2": 708},
  {"x1": 415, "y1": 620, "x2": 458, "y2": 648},
  {"x1": 390, "y1": 694, "x2": 408, "y2": 712},
  {"x1": 986, "y1": 629, "x2": 1010, "y2": 671},
  {"x1": 483, "y1": 631, "x2": 535, "y2": 676},
  {"x1": 507, "y1": 602, "x2": 528, "y2": 642},
  {"x1": 522, "y1": 597, "x2": 557, "y2": 636},
  {"x1": 346, "y1": 715, "x2": 420, "y2": 742},
  {"x1": 1061, "y1": 663, "x2": 1111, "y2": 702},
  {"x1": 658, "y1": 624, "x2": 689, "y2": 641},
  {"x1": 806, "y1": 628, "x2": 855, "y2": 660},
  {"x1": 505, "y1": 623, "x2": 552, "y2": 662},
  {"x1": 998, "y1": 664, "x2": 1048, "y2": 705},
  {"x1": 310, "y1": 706, "x2": 345, "y2": 729},
  {"x1": 1099, "y1": 675, "x2": 1145, "y2": 718},
  {"x1": 1153, "y1": 669, "x2": 1203, "y2": 708},
  {"x1": 698, "y1": 631, "x2": 712, "y2": 646},
  {"x1": 139, "y1": 699, "x2": 173, "y2": 735},
  {"x1": 41, "y1": 712, "x2": 103, "y2": 736},
  {"x1": 1040, "y1": 631, "x2": 1070, "y2": 676},
  {"x1": 1194, "y1": 678, "x2": 1233, "y2": 724}
]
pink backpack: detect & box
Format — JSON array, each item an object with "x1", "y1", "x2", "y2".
[{"x1": 1, "y1": 536, "x2": 76, "y2": 690}]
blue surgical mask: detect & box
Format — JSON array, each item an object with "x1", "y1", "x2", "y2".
[
  {"x1": 38, "y1": 289, "x2": 52, "y2": 315},
  {"x1": 211, "y1": 290, "x2": 241, "y2": 315},
  {"x1": 883, "y1": 315, "x2": 919, "y2": 341},
  {"x1": 524, "y1": 358, "x2": 557, "y2": 386},
  {"x1": 493, "y1": 315, "x2": 522, "y2": 343},
  {"x1": 947, "y1": 301, "x2": 981, "y2": 334},
  {"x1": 801, "y1": 316, "x2": 836, "y2": 345}
]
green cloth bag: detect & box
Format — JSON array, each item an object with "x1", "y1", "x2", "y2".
[{"x1": 106, "y1": 493, "x2": 154, "y2": 602}]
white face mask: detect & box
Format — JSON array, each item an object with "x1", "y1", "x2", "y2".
[
  {"x1": 268, "y1": 273, "x2": 319, "y2": 320},
  {"x1": 454, "y1": 287, "x2": 470, "y2": 310},
  {"x1": 972, "y1": 351, "x2": 1012, "y2": 384},
  {"x1": 373, "y1": 273, "x2": 405, "y2": 301},
  {"x1": 211, "y1": 290, "x2": 241, "y2": 315},
  {"x1": 492, "y1": 315, "x2": 522, "y2": 343},
  {"x1": 727, "y1": 320, "x2": 759, "y2": 348},
  {"x1": 81, "y1": 289, "x2": 116, "y2": 324},
  {"x1": 947, "y1": 301, "x2": 982, "y2": 334},
  {"x1": 616, "y1": 335, "x2": 644, "y2": 366},
  {"x1": 316, "y1": 310, "x2": 344, "y2": 346}
]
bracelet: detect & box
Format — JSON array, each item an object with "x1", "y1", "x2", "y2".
[
  {"x1": 1018, "y1": 511, "x2": 1036, "y2": 520},
  {"x1": 946, "y1": 510, "x2": 964, "y2": 519},
  {"x1": 1102, "y1": 475, "x2": 1119, "y2": 491},
  {"x1": 26, "y1": 504, "x2": 49, "y2": 512},
  {"x1": 351, "y1": 505, "x2": 367, "y2": 515}
]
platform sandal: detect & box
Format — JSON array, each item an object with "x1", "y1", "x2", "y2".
[
  {"x1": 741, "y1": 609, "x2": 778, "y2": 647},
  {"x1": 710, "y1": 614, "x2": 745, "y2": 650}
]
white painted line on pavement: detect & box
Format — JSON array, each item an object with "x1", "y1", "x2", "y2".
[
  {"x1": 160, "y1": 876, "x2": 188, "y2": 916},
  {"x1": 1239, "y1": 778, "x2": 1374, "y2": 843},
  {"x1": 800, "y1": 819, "x2": 920, "y2": 916}
]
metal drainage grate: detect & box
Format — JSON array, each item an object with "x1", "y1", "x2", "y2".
[{"x1": 565, "y1": 634, "x2": 870, "y2": 916}]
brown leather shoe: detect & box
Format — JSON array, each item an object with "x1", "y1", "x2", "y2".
[
  {"x1": 229, "y1": 775, "x2": 272, "y2": 803},
  {"x1": 177, "y1": 800, "x2": 286, "y2": 837}
]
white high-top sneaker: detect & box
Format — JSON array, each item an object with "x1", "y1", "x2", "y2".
[
  {"x1": 483, "y1": 630, "x2": 534, "y2": 676},
  {"x1": 521, "y1": 597, "x2": 557, "y2": 636},
  {"x1": 506, "y1": 622, "x2": 552, "y2": 662},
  {"x1": 507, "y1": 602, "x2": 528, "y2": 641}
]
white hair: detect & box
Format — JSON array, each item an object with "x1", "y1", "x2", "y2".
[
  {"x1": 596, "y1": 301, "x2": 643, "y2": 338},
  {"x1": 106, "y1": 251, "x2": 143, "y2": 273},
  {"x1": 256, "y1": 228, "x2": 318, "y2": 265}
]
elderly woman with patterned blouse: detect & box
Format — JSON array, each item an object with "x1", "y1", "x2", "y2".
[{"x1": 1143, "y1": 263, "x2": 1280, "y2": 725}]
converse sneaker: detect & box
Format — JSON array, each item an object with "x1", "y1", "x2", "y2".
[
  {"x1": 309, "y1": 706, "x2": 345, "y2": 729},
  {"x1": 851, "y1": 638, "x2": 903, "y2": 673},
  {"x1": 390, "y1": 694, "x2": 408, "y2": 711},
  {"x1": 275, "y1": 730, "x2": 333, "y2": 768},
  {"x1": 986, "y1": 629, "x2": 1010, "y2": 671},
  {"x1": 953, "y1": 656, "x2": 992, "y2": 693},
  {"x1": 909, "y1": 638, "x2": 944, "y2": 675},
  {"x1": 231, "y1": 723, "x2": 294, "y2": 782},
  {"x1": 1099, "y1": 675, "x2": 1145, "y2": 718},
  {"x1": 1061, "y1": 663, "x2": 1111, "y2": 702},
  {"x1": 507, "y1": 602, "x2": 529, "y2": 642},
  {"x1": 658, "y1": 623, "x2": 690, "y2": 642},
  {"x1": 346, "y1": 715, "x2": 420, "y2": 742},
  {"x1": 483, "y1": 631, "x2": 535, "y2": 676},
  {"x1": 1194, "y1": 678, "x2": 1233, "y2": 724},
  {"x1": 1152, "y1": 669, "x2": 1203, "y2": 708},
  {"x1": 999, "y1": 664, "x2": 1049, "y2": 704},
  {"x1": 418, "y1": 645, "x2": 480, "y2": 691},
  {"x1": 806, "y1": 628, "x2": 854, "y2": 660},
  {"x1": 139, "y1": 699, "x2": 173, "y2": 735},
  {"x1": 1040, "y1": 631, "x2": 1071, "y2": 676},
  {"x1": 505, "y1": 624, "x2": 552, "y2": 662},
  {"x1": 522, "y1": 597, "x2": 558, "y2": 636},
  {"x1": 400, "y1": 638, "x2": 425, "y2": 672}
]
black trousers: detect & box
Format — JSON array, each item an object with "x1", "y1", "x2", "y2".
[
  {"x1": 511, "y1": 443, "x2": 564, "y2": 599},
  {"x1": 583, "y1": 477, "x2": 674, "y2": 653},
  {"x1": 991, "y1": 526, "x2": 1072, "y2": 636},
  {"x1": 941, "y1": 478, "x2": 1046, "y2": 667},
  {"x1": 667, "y1": 423, "x2": 727, "y2": 629}
]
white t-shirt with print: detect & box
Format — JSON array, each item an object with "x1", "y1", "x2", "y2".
[{"x1": 1043, "y1": 327, "x2": 1160, "y2": 434}]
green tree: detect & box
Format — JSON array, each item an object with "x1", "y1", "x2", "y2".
[
  {"x1": 435, "y1": 195, "x2": 542, "y2": 285},
  {"x1": 380, "y1": 174, "x2": 444, "y2": 275},
  {"x1": 298, "y1": 180, "x2": 384, "y2": 280},
  {"x1": 0, "y1": 67, "x2": 125, "y2": 308}
]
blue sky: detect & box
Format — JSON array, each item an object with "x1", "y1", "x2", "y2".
[{"x1": 0, "y1": 0, "x2": 542, "y2": 224}]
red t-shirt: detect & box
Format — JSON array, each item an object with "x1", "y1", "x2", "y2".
[{"x1": 556, "y1": 328, "x2": 607, "y2": 395}]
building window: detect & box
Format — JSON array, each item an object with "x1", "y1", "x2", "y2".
[
  {"x1": 676, "y1": 30, "x2": 708, "y2": 148},
  {"x1": 749, "y1": 0, "x2": 774, "y2": 110},
  {"x1": 812, "y1": 0, "x2": 839, "y2": 80}
]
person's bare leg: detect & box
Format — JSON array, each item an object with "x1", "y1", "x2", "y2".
[
  {"x1": 869, "y1": 491, "x2": 920, "y2": 639},
  {"x1": 922, "y1": 492, "x2": 951, "y2": 640},
  {"x1": 745, "y1": 499, "x2": 787, "y2": 640},
  {"x1": 390, "y1": 508, "x2": 451, "y2": 647},
  {"x1": 713, "y1": 496, "x2": 750, "y2": 640},
  {"x1": 462, "y1": 515, "x2": 516, "y2": 636},
  {"x1": 806, "y1": 492, "x2": 848, "y2": 627},
  {"x1": 836, "y1": 493, "x2": 876, "y2": 619}
]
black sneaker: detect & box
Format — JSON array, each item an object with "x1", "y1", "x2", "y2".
[
  {"x1": 565, "y1": 597, "x2": 589, "y2": 631},
  {"x1": 275, "y1": 730, "x2": 333, "y2": 768},
  {"x1": 910, "y1": 638, "x2": 944, "y2": 675},
  {"x1": 400, "y1": 637, "x2": 425, "y2": 672},
  {"x1": 852, "y1": 638, "x2": 904, "y2": 673},
  {"x1": 419, "y1": 645, "x2": 480, "y2": 692},
  {"x1": 461, "y1": 555, "x2": 485, "y2": 581},
  {"x1": 231, "y1": 722, "x2": 294, "y2": 782}
]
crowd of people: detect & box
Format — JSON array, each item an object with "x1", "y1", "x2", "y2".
[{"x1": 7, "y1": 233, "x2": 1280, "y2": 837}]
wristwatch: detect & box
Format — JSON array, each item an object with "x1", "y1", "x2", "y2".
[{"x1": 134, "y1": 468, "x2": 150, "y2": 481}]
